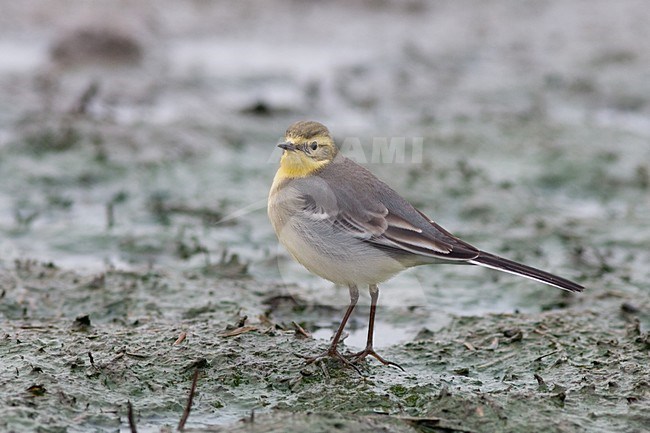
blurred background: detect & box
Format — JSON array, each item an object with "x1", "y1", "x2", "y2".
[
  {"x1": 2, "y1": 0, "x2": 650, "y2": 323},
  {"x1": 1, "y1": 0, "x2": 649, "y2": 430}
]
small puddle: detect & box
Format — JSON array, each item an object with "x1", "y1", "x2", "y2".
[{"x1": 311, "y1": 314, "x2": 453, "y2": 349}]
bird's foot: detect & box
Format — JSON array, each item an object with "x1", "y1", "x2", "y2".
[
  {"x1": 346, "y1": 347, "x2": 405, "y2": 371},
  {"x1": 296, "y1": 347, "x2": 362, "y2": 375}
]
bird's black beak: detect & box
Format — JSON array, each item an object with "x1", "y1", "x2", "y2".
[{"x1": 278, "y1": 142, "x2": 297, "y2": 151}]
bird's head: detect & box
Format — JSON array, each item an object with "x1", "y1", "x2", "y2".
[{"x1": 276, "y1": 121, "x2": 338, "y2": 178}]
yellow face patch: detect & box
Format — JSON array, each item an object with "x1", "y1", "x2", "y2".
[{"x1": 277, "y1": 149, "x2": 330, "y2": 179}]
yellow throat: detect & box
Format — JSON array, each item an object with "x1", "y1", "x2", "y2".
[{"x1": 275, "y1": 150, "x2": 330, "y2": 180}]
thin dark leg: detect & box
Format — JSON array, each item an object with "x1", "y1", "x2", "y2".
[
  {"x1": 347, "y1": 284, "x2": 404, "y2": 371},
  {"x1": 365, "y1": 283, "x2": 379, "y2": 349},
  {"x1": 302, "y1": 285, "x2": 361, "y2": 371},
  {"x1": 327, "y1": 284, "x2": 359, "y2": 353}
]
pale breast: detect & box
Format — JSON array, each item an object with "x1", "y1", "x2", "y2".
[{"x1": 268, "y1": 181, "x2": 406, "y2": 285}]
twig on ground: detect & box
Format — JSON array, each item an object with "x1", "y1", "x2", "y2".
[
  {"x1": 534, "y1": 350, "x2": 558, "y2": 362},
  {"x1": 174, "y1": 332, "x2": 187, "y2": 345},
  {"x1": 178, "y1": 368, "x2": 200, "y2": 431},
  {"x1": 127, "y1": 401, "x2": 137, "y2": 433},
  {"x1": 292, "y1": 321, "x2": 312, "y2": 338},
  {"x1": 476, "y1": 352, "x2": 516, "y2": 369},
  {"x1": 219, "y1": 326, "x2": 257, "y2": 337}
]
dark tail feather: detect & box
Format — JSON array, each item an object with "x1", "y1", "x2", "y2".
[{"x1": 469, "y1": 251, "x2": 584, "y2": 293}]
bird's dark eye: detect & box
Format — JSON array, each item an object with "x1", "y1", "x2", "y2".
[{"x1": 310, "y1": 141, "x2": 318, "y2": 150}]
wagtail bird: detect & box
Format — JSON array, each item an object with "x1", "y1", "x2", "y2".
[{"x1": 268, "y1": 120, "x2": 583, "y2": 370}]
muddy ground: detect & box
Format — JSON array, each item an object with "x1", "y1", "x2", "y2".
[{"x1": 1, "y1": 1, "x2": 649, "y2": 432}]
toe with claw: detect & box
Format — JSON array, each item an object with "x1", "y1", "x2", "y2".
[{"x1": 347, "y1": 347, "x2": 405, "y2": 371}]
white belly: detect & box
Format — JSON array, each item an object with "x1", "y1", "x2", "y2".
[{"x1": 274, "y1": 216, "x2": 406, "y2": 286}]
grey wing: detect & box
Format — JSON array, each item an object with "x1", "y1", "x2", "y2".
[{"x1": 296, "y1": 176, "x2": 479, "y2": 262}]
